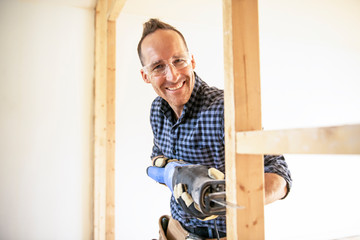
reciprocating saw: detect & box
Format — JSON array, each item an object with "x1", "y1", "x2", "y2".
[{"x1": 147, "y1": 161, "x2": 228, "y2": 216}]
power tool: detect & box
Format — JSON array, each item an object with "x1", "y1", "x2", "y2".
[{"x1": 147, "y1": 161, "x2": 229, "y2": 216}]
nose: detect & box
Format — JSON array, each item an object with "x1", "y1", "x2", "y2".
[{"x1": 165, "y1": 64, "x2": 179, "y2": 81}]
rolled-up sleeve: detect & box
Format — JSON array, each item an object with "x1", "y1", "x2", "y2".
[{"x1": 264, "y1": 155, "x2": 292, "y2": 198}]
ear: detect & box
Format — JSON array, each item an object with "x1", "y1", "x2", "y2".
[
  {"x1": 140, "y1": 69, "x2": 151, "y2": 84},
  {"x1": 191, "y1": 54, "x2": 196, "y2": 70}
]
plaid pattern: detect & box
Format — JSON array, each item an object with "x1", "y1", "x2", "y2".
[{"x1": 149, "y1": 73, "x2": 292, "y2": 233}]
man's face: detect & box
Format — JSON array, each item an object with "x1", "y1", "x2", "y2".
[{"x1": 140, "y1": 29, "x2": 196, "y2": 117}]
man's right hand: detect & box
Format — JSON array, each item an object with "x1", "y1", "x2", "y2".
[
  {"x1": 147, "y1": 157, "x2": 225, "y2": 220},
  {"x1": 172, "y1": 164, "x2": 225, "y2": 221}
]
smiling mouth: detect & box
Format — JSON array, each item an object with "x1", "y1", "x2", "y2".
[{"x1": 166, "y1": 81, "x2": 185, "y2": 91}]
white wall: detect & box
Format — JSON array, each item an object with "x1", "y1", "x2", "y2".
[
  {"x1": 260, "y1": 1, "x2": 360, "y2": 239},
  {"x1": 115, "y1": 0, "x2": 360, "y2": 239},
  {"x1": 0, "y1": 1, "x2": 95, "y2": 239}
]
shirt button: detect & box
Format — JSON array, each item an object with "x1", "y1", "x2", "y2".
[{"x1": 172, "y1": 149, "x2": 176, "y2": 154}]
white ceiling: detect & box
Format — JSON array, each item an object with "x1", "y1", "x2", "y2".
[{"x1": 120, "y1": 0, "x2": 222, "y2": 26}]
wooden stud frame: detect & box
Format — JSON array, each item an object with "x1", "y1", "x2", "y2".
[
  {"x1": 223, "y1": 0, "x2": 265, "y2": 238},
  {"x1": 94, "y1": 1, "x2": 126, "y2": 240},
  {"x1": 222, "y1": 0, "x2": 360, "y2": 239},
  {"x1": 236, "y1": 124, "x2": 360, "y2": 155},
  {"x1": 94, "y1": 1, "x2": 107, "y2": 239},
  {"x1": 93, "y1": 0, "x2": 360, "y2": 239}
]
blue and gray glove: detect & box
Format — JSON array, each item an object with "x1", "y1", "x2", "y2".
[{"x1": 147, "y1": 156, "x2": 225, "y2": 220}]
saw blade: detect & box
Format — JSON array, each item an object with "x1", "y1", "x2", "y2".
[{"x1": 210, "y1": 198, "x2": 244, "y2": 209}]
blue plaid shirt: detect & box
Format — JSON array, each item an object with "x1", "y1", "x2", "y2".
[{"x1": 150, "y1": 73, "x2": 292, "y2": 233}]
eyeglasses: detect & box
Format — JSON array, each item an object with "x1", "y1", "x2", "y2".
[{"x1": 142, "y1": 52, "x2": 192, "y2": 77}]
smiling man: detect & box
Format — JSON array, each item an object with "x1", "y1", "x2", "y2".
[
  {"x1": 138, "y1": 18, "x2": 292, "y2": 240},
  {"x1": 139, "y1": 25, "x2": 195, "y2": 120}
]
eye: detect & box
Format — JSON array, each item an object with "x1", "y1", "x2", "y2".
[
  {"x1": 152, "y1": 64, "x2": 166, "y2": 72},
  {"x1": 173, "y1": 58, "x2": 186, "y2": 67}
]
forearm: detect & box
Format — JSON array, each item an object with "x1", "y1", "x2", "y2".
[
  {"x1": 264, "y1": 172, "x2": 288, "y2": 205},
  {"x1": 151, "y1": 156, "x2": 288, "y2": 205}
]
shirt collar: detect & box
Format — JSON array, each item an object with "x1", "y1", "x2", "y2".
[{"x1": 182, "y1": 72, "x2": 202, "y2": 117}]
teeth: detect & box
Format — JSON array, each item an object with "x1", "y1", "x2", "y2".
[{"x1": 167, "y1": 82, "x2": 184, "y2": 91}]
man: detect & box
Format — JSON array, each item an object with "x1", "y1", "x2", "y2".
[{"x1": 138, "y1": 18, "x2": 292, "y2": 240}]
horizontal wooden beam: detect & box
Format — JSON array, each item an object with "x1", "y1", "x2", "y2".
[
  {"x1": 236, "y1": 124, "x2": 360, "y2": 155},
  {"x1": 107, "y1": 0, "x2": 126, "y2": 21}
]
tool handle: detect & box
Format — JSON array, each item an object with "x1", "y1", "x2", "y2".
[
  {"x1": 146, "y1": 166, "x2": 165, "y2": 184},
  {"x1": 147, "y1": 162, "x2": 191, "y2": 192}
]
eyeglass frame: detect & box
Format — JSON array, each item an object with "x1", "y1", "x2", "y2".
[{"x1": 141, "y1": 52, "x2": 193, "y2": 78}]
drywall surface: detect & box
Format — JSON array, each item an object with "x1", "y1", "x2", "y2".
[
  {"x1": 0, "y1": 1, "x2": 94, "y2": 239},
  {"x1": 115, "y1": 0, "x2": 360, "y2": 239},
  {"x1": 259, "y1": 1, "x2": 360, "y2": 239}
]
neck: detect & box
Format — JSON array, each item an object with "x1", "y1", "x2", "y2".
[{"x1": 172, "y1": 107, "x2": 183, "y2": 121}]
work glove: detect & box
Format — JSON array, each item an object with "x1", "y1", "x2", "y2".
[
  {"x1": 173, "y1": 164, "x2": 225, "y2": 221},
  {"x1": 147, "y1": 157, "x2": 225, "y2": 220},
  {"x1": 149, "y1": 156, "x2": 184, "y2": 187},
  {"x1": 151, "y1": 155, "x2": 183, "y2": 167}
]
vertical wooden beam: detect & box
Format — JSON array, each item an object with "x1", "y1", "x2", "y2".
[
  {"x1": 95, "y1": 0, "x2": 125, "y2": 239},
  {"x1": 223, "y1": 0, "x2": 265, "y2": 239},
  {"x1": 94, "y1": 0, "x2": 108, "y2": 239},
  {"x1": 106, "y1": 18, "x2": 116, "y2": 240}
]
